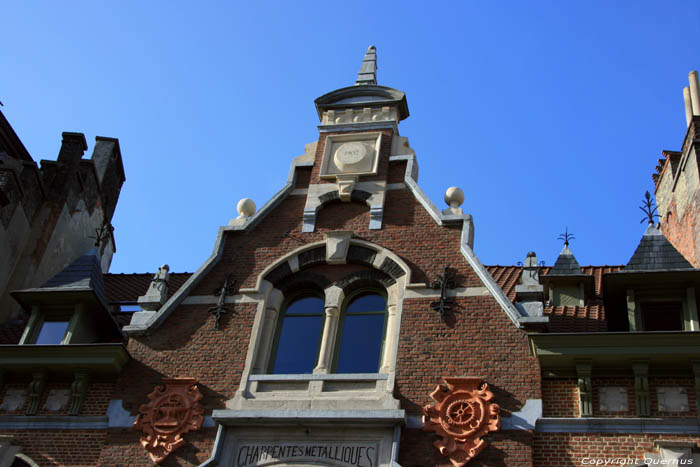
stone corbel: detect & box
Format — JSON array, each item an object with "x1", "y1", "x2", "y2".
[
  {"x1": 633, "y1": 361, "x2": 650, "y2": 417},
  {"x1": 26, "y1": 371, "x2": 46, "y2": 416},
  {"x1": 336, "y1": 175, "x2": 357, "y2": 202},
  {"x1": 575, "y1": 361, "x2": 592, "y2": 417},
  {"x1": 69, "y1": 371, "x2": 89, "y2": 416},
  {"x1": 370, "y1": 206, "x2": 383, "y2": 230},
  {"x1": 325, "y1": 231, "x2": 353, "y2": 264}
]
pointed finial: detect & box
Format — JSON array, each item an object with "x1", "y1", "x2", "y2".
[
  {"x1": 557, "y1": 227, "x2": 575, "y2": 247},
  {"x1": 355, "y1": 45, "x2": 377, "y2": 85},
  {"x1": 639, "y1": 191, "x2": 658, "y2": 225}
]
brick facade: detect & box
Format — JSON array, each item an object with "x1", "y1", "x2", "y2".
[{"x1": 2, "y1": 52, "x2": 700, "y2": 466}]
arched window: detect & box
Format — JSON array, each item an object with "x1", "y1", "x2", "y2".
[
  {"x1": 269, "y1": 294, "x2": 325, "y2": 374},
  {"x1": 333, "y1": 291, "x2": 388, "y2": 373}
]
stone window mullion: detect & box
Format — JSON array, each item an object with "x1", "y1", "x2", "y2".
[
  {"x1": 379, "y1": 303, "x2": 398, "y2": 373},
  {"x1": 314, "y1": 305, "x2": 340, "y2": 374}
]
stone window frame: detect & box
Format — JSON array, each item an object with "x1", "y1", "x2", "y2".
[{"x1": 231, "y1": 239, "x2": 409, "y2": 405}]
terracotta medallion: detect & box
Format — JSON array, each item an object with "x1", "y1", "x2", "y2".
[
  {"x1": 134, "y1": 378, "x2": 204, "y2": 463},
  {"x1": 423, "y1": 377, "x2": 500, "y2": 466}
]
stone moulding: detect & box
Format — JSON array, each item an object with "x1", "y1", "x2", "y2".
[
  {"x1": 422, "y1": 377, "x2": 500, "y2": 466},
  {"x1": 134, "y1": 378, "x2": 204, "y2": 464}
]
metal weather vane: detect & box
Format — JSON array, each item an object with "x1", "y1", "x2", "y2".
[
  {"x1": 557, "y1": 226, "x2": 575, "y2": 247},
  {"x1": 430, "y1": 266, "x2": 457, "y2": 322},
  {"x1": 639, "y1": 191, "x2": 659, "y2": 224},
  {"x1": 208, "y1": 274, "x2": 237, "y2": 329}
]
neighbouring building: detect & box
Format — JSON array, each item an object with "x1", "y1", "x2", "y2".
[{"x1": 0, "y1": 47, "x2": 699, "y2": 467}]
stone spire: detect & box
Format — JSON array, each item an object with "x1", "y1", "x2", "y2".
[{"x1": 355, "y1": 46, "x2": 377, "y2": 85}]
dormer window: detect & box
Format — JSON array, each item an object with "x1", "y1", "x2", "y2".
[{"x1": 641, "y1": 301, "x2": 683, "y2": 331}]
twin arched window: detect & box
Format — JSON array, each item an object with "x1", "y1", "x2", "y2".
[{"x1": 268, "y1": 290, "x2": 388, "y2": 374}]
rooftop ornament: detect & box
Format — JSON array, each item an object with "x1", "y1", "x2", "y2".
[
  {"x1": 557, "y1": 226, "x2": 575, "y2": 247},
  {"x1": 639, "y1": 190, "x2": 659, "y2": 225},
  {"x1": 89, "y1": 222, "x2": 113, "y2": 247}
]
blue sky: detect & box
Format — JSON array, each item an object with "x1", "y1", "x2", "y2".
[{"x1": 2, "y1": 2, "x2": 699, "y2": 273}]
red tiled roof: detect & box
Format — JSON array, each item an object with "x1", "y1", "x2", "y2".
[
  {"x1": 544, "y1": 305, "x2": 607, "y2": 332},
  {"x1": 484, "y1": 265, "x2": 624, "y2": 333},
  {"x1": 103, "y1": 272, "x2": 192, "y2": 303}
]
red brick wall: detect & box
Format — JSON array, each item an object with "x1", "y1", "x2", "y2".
[
  {"x1": 98, "y1": 427, "x2": 218, "y2": 466},
  {"x1": 115, "y1": 303, "x2": 257, "y2": 416},
  {"x1": 660, "y1": 184, "x2": 700, "y2": 268},
  {"x1": 396, "y1": 296, "x2": 539, "y2": 415},
  {"x1": 400, "y1": 429, "x2": 534, "y2": 467},
  {"x1": 534, "y1": 433, "x2": 700, "y2": 466},
  {"x1": 2, "y1": 430, "x2": 105, "y2": 466},
  {"x1": 542, "y1": 379, "x2": 579, "y2": 418},
  {"x1": 192, "y1": 187, "x2": 474, "y2": 294}
]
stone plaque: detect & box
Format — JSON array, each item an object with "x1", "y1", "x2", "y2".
[
  {"x1": 0, "y1": 389, "x2": 26, "y2": 411},
  {"x1": 235, "y1": 441, "x2": 379, "y2": 467},
  {"x1": 657, "y1": 387, "x2": 689, "y2": 412},
  {"x1": 320, "y1": 132, "x2": 381, "y2": 178},
  {"x1": 44, "y1": 389, "x2": 70, "y2": 411},
  {"x1": 599, "y1": 387, "x2": 628, "y2": 412}
]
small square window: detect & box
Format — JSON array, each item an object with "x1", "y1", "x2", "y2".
[{"x1": 34, "y1": 320, "x2": 69, "y2": 345}]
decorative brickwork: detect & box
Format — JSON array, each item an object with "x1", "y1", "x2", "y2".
[{"x1": 423, "y1": 378, "x2": 501, "y2": 466}]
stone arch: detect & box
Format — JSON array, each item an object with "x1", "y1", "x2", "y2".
[
  {"x1": 302, "y1": 183, "x2": 386, "y2": 232},
  {"x1": 247, "y1": 238, "x2": 410, "y2": 377}
]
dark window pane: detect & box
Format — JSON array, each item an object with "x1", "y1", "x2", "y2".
[
  {"x1": 642, "y1": 302, "x2": 682, "y2": 331},
  {"x1": 271, "y1": 294, "x2": 325, "y2": 374},
  {"x1": 272, "y1": 316, "x2": 323, "y2": 373},
  {"x1": 35, "y1": 321, "x2": 69, "y2": 345},
  {"x1": 285, "y1": 296, "x2": 324, "y2": 315},
  {"x1": 336, "y1": 314, "x2": 385, "y2": 373},
  {"x1": 346, "y1": 294, "x2": 386, "y2": 313}
]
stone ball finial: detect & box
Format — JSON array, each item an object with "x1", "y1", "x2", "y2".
[
  {"x1": 237, "y1": 198, "x2": 256, "y2": 219},
  {"x1": 444, "y1": 186, "x2": 464, "y2": 208}
]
